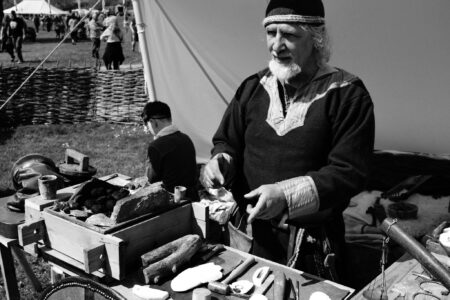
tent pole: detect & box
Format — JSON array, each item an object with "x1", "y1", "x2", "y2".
[
  {"x1": 0, "y1": 1, "x2": 3, "y2": 25},
  {"x1": 131, "y1": 0, "x2": 155, "y2": 102}
]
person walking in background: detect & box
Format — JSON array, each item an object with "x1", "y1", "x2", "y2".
[
  {"x1": 54, "y1": 16, "x2": 64, "y2": 39},
  {"x1": 0, "y1": 15, "x2": 8, "y2": 52},
  {"x1": 100, "y1": 16, "x2": 124, "y2": 70},
  {"x1": 98, "y1": 12, "x2": 106, "y2": 27},
  {"x1": 102, "y1": 9, "x2": 114, "y2": 28},
  {"x1": 47, "y1": 15, "x2": 53, "y2": 32},
  {"x1": 7, "y1": 11, "x2": 26, "y2": 63},
  {"x1": 68, "y1": 13, "x2": 78, "y2": 45},
  {"x1": 33, "y1": 14, "x2": 40, "y2": 33},
  {"x1": 129, "y1": 17, "x2": 138, "y2": 52},
  {"x1": 115, "y1": 5, "x2": 127, "y2": 33},
  {"x1": 1, "y1": 14, "x2": 15, "y2": 62},
  {"x1": 88, "y1": 12, "x2": 102, "y2": 60}
]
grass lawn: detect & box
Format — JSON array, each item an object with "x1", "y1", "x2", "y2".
[
  {"x1": 0, "y1": 123, "x2": 149, "y2": 189},
  {"x1": 0, "y1": 20, "x2": 143, "y2": 68},
  {"x1": 0, "y1": 123, "x2": 151, "y2": 299}
]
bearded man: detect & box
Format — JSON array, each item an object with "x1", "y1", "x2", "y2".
[{"x1": 201, "y1": 0, "x2": 375, "y2": 282}]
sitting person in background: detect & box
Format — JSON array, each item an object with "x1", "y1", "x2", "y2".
[{"x1": 132, "y1": 101, "x2": 198, "y2": 201}]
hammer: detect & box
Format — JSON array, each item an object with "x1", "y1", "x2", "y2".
[{"x1": 208, "y1": 256, "x2": 256, "y2": 295}]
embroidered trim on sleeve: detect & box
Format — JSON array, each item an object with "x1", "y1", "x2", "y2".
[{"x1": 277, "y1": 176, "x2": 319, "y2": 219}]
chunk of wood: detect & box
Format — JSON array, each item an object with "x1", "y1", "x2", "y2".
[
  {"x1": 141, "y1": 234, "x2": 202, "y2": 284},
  {"x1": 110, "y1": 184, "x2": 171, "y2": 224}
]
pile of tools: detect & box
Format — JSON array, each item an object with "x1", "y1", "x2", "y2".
[{"x1": 137, "y1": 234, "x2": 309, "y2": 300}]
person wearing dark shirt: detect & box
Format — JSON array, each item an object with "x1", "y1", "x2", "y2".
[
  {"x1": 8, "y1": 11, "x2": 26, "y2": 63},
  {"x1": 201, "y1": 0, "x2": 375, "y2": 283},
  {"x1": 141, "y1": 101, "x2": 198, "y2": 200},
  {"x1": 33, "y1": 14, "x2": 40, "y2": 33},
  {"x1": 1, "y1": 15, "x2": 15, "y2": 61}
]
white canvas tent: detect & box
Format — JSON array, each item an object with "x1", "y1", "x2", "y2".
[
  {"x1": 3, "y1": 0, "x2": 69, "y2": 15},
  {"x1": 133, "y1": 0, "x2": 450, "y2": 162},
  {"x1": 132, "y1": 0, "x2": 268, "y2": 162}
]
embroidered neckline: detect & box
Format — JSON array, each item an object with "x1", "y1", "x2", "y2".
[{"x1": 261, "y1": 70, "x2": 354, "y2": 136}]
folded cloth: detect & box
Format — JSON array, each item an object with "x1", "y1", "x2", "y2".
[{"x1": 199, "y1": 187, "x2": 236, "y2": 225}]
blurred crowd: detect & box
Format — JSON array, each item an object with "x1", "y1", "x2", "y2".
[{"x1": 0, "y1": 5, "x2": 139, "y2": 69}]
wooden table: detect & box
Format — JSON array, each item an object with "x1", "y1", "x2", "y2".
[
  {"x1": 39, "y1": 245, "x2": 354, "y2": 300},
  {"x1": 351, "y1": 253, "x2": 448, "y2": 299},
  {"x1": 110, "y1": 246, "x2": 354, "y2": 300},
  {"x1": 0, "y1": 195, "x2": 42, "y2": 300},
  {"x1": 19, "y1": 174, "x2": 355, "y2": 299}
]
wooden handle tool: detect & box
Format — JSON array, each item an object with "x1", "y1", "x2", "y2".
[
  {"x1": 223, "y1": 256, "x2": 256, "y2": 285},
  {"x1": 208, "y1": 256, "x2": 256, "y2": 295},
  {"x1": 200, "y1": 244, "x2": 225, "y2": 263},
  {"x1": 273, "y1": 271, "x2": 286, "y2": 300}
]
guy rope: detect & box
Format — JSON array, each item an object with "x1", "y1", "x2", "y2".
[{"x1": 0, "y1": 0, "x2": 102, "y2": 112}]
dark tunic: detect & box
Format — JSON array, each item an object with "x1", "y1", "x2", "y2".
[
  {"x1": 148, "y1": 131, "x2": 198, "y2": 198},
  {"x1": 211, "y1": 67, "x2": 375, "y2": 271}
]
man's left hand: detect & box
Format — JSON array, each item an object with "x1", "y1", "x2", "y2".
[{"x1": 245, "y1": 184, "x2": 287, "y2": 224}]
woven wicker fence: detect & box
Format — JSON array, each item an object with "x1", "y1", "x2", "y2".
[{"x1": 0, "y1": 66, "x2": 148, "y2": 126}]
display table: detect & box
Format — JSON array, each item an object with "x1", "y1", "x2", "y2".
[
  {"x1": 351, "y1": 252, "x2": 449, "y2": 299},
  {"x1": 0, "y1": 195, "x2": 42, "y2": 300},
  {"x1": 37, "y1": 245, "x2": 354, "y2": 300},
  {"x1": 111, "y1": 246, "x2": 354, "y2": 300},
  {"x1": 14, "y1": 174, "x2": 354, "y2": 299}
]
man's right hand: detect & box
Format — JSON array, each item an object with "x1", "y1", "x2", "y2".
[{"x1": 201, "y1": 153, "x2": 234, "y2": 189}]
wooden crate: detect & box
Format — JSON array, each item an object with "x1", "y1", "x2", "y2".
[{"x1": 18, "y1": 201, "x2": 209, "y2": 280}]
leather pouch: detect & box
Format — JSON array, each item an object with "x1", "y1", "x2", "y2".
[{"x1": 227, "y1": 207, "x2": 253, "y2": 253}]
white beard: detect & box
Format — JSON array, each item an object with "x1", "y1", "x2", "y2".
[{"x1": 269, "y1": 59, "x2": 302, "y2": 82}]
